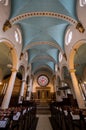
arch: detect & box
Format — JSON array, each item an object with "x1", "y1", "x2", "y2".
[
  {"x1": 69, "y1": 40, "x2": 86, "y2": 71},
  {"x1": 68, "y1": 40, "x2": 86, "y2": 108},
  {"x1": 0, "y1": 39, "x2": 18, "y2": 71},
  {"x1": 10, "y1": 12, "x2": 77, "y2": 25},
  {"x1": 23, "y1": 41, "x2": 64, "y2": 54},
  {"x1": 30, "y1": 54, "x2": 56, "y2": 64},
  {"x1": 18, "y1": 64, "x2": 26, "y2": 80},
  {"x1": 33, "y1": 64, "x2": 54, "y2": 75}
]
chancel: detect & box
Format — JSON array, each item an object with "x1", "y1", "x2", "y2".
[{"x1": 0, "y1": 0, "x2": 86, "y2": 130}]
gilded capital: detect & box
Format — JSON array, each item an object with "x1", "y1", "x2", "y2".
[
  {"x1": 69, "y1": 69, "x2": 76, "y2": 73},
  {"x1": 11, "y1": 68, "x2": 17, "y2": 72}
]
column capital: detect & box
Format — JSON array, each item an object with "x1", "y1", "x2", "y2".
[
  {"x1": 22, "y1": 79, "x2": 26, "y2": 82},
  {"x1": 69, "y1": 69, "x2": 76, "y2": 73},
  {"x1": 11, "y1": 68, "x2": 18, "y2": 72}
]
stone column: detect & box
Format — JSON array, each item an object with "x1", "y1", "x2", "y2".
[
  {"x1": 18, "y1": 79, "x2": 26, "y2": 104},
  {"x1": 1, "y1": 68, "x2": 17, "y2": 109},
  {"x1": 70, "y1": 69, "x2": 86, "y2": 108},
  {"x1": 54, "y1": 76, "x2": 58, "y2": 100},
  {"x1": 26, "y1": 78, "x2": 33, "y2": 101}
]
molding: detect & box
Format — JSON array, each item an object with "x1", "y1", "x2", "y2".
[
  {"x1": 23, "y1": 41, "x2": 64, "y2": 54},
  {"x1": 10, "y1": 11, "x2": 77, "y2": 25},
  {"x1": 31, "y1": 55, "x2": 56, "y2": 64},
  {"x1": 69, "y1": 69, "x2": 76, "y2": 73},
  {"x1": 11, "y1": 68, "x2": 17, "y2": 72}
]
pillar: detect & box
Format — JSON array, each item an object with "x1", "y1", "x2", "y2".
[
  {"x1": 54, "y1": 76, "x2": 58, "y2": 100},
  {"x1": 53, "y1": 75, "x2": 57, "y2": 99},
  {"x1": 54, "y1": 64, "x2": 58, "y2": 100},
  {"x1": 18, "y1": 79, "x2": 26, "y2": 104},
  {"x1": 26, "y1": 78, "x2": 33, "y2": 101},
  {"x1": 70, "y1": 69, "x2": 86, "y2": 108},
  {"x1": 1, "y1": 68, "x2": 17, "y2": 109}
]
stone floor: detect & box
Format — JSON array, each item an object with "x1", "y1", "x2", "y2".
[{"x1": 36, "y1": 114, "x2": 53, "y2": 130}]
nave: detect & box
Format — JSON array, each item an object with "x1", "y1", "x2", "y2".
[{"x1": 1, "y1": 0, "x2": 86, "y2": 130}]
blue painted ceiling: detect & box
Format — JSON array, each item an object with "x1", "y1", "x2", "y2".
[
  {"x1": 0, "y1": 0, "x2": 82, "y2": 78},
  {"x1": 11, "y1": 0, "x2": 77, "y2": 73}
]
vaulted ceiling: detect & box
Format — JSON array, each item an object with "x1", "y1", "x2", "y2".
[
  {"x1": 0, "y1": 0, "x2": 86, "y2": 79},
  {"x1": 10, "y1": 0, "x2": 77, "y2": 72}
]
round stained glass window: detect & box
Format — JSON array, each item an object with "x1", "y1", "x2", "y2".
[{"x1": 37, "y1": 75, "x2": 49, "y2": 87}]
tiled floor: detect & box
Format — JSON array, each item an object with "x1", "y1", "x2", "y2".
[{"x1": 36, "y1": 114, "x2": 53, "y2": 130}]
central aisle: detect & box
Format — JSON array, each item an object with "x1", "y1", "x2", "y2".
[{"x1": 36, "y1": 115, "x2": 53, "y2": 130}]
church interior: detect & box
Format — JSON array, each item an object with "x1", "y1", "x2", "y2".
[{"x1": 0, "y1": 0, "x2": 86, "y2": 130}]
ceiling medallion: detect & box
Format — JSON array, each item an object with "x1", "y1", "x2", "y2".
[{"x1": 37, "y1": 75, "x2": 49, "y2": 87}]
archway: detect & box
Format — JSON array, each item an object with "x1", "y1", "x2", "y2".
[
  {"x1": 0, "y1": 39, "x2": 18, "y2": 108},
  {"x1": 69, "y1": 41, "x2": 86, "y2": 108},
  {"x1": 74, "y1": 44, "x2": 86, "y2": 101}
]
